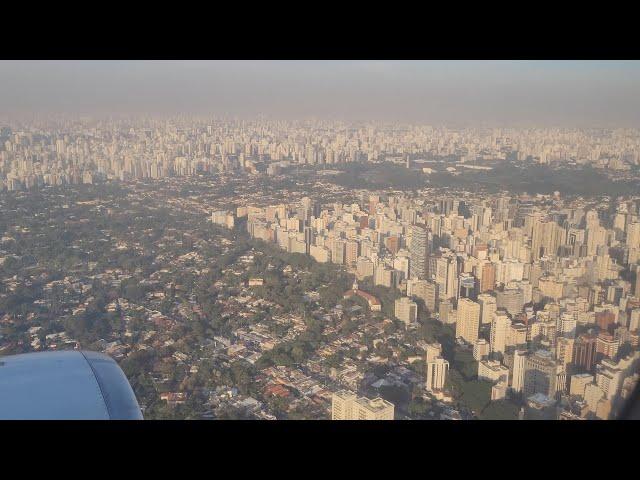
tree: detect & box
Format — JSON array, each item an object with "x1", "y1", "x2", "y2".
[
  {"x1": 325, "y1": 353, "x2": 342, "y2": 369},
  {"x1": 378, "y1": 385, "x2": 409, "y2": 407},
  {"x1": 408, "y1": 397, "x2": 430, "y2": 419},
  {"x1": 479, "y1": 399, "x2": 520, "y2": 420}
]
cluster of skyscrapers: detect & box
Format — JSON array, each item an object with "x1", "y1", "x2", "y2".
[
  {"x1": 2, "y1": 119, "x2": 640, "y2": 191},
  {"x1": 242, "y1": 189, "x2": 640, "y2": 419}
]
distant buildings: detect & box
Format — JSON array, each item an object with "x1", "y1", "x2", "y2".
[
  {"x1": 211, "y1": 210, "x2": 235, "y2": 229},
  {"x1": 4, "y1": 117, "x2": 640, "y2": 420}
]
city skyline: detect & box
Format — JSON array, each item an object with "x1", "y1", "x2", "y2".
[{"x1": 1, "y1": 59, "x2": 640, "y2": 421}]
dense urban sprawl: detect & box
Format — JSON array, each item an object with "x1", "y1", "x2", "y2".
[{"x1": 1, "y1": 119, "x2": 640, "y2": 420}]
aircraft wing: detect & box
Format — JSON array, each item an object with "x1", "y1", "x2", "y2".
[{"x1": 0, "y1": 350, "x2": 143, "y2": 420}]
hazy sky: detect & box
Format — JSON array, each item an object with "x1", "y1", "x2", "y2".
[{"x1": 1, "y1": 60, "x2": 639, "y2": 127}]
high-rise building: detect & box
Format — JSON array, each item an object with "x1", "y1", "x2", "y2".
[
  {"x1": 555, "y1": 337, "x2": 575, "y2": 367},
  {"x1": 374, "y1": 264, "x2": 394, "y2": 288},
  {"x1": 478, "y1": 293, "x2": 497, "y2": 325},
  {"x1": 531, "y1": 217, "x2": 565, "y2": 259},
  {"x1": 629, "y1": 308, "x2": 640, "y2": 331},
  {"x1": 393, "y1": 255, "x2": 410, "y2": 281},
  {"x1": 409, "y1": 225, "x2": 429, "y2": 280},
  {"x1": 497, "y1": 288, "x2": 524, "y2": 316},
  {"x1": 439, "y1": 299, "x2": 456, "y2": 325},
  {"x1": 303, "y1": 226, "x2": 314, "y2": 254},
  {"x1": 395, "y1": 297, "x2": 418, "y2": 325},
  {"x1": 558, "y1": 312, "x2": 577, "y2": 338},
  {"x1": 523, "y1": 350, "x2": 566, "y2": 400},
  {"x1": 569, "y1": 373, "x2": 594, "y2": 397},
  {"x1": 473, "y1": 339, "x2": 490, "y2": 361},
  {"x1": 458, "y1": 273, "x2": 477, "y2": 300},
  {"x1": 478, "y1": 359, "x2": 510, "y2": 383},
  {"x1": 491, "y1": 381, "x2": 508, "y2": 401},
  {"x1": 490, "y1": 311, "x2": 512, "y2": 354},
  {"x1": 586, "y1": 225, "x2": 607, "y2": 256},
  {"x1": 420, "y1": 340, "x2": 438, "y2": 360},
  {"x1": 627, "y1": 222, "x2": 640, "y2": 249},
  {"x1": 426, "y1": 357, "x2": 449, "y2": 392},
  {"x1": 331, "y1": 391, "x2": 394, "y2": 420},
  {"x1": 331, "y1": 239, "x2": 346, "y2": 265},
  {"x1": 479, "y1": 261, "x2": 496, "y2": 293},
  {"x1": 435, "y1": 255, "x2": 458, "y2": 300},
  {"x1": 508, "y1": 322, "x2": 528, "y2": 347},
  {"x1": 596, "y1": 310, "x2": 616, "y2": 333},
  {"x1": 408, "y1": 279, "x2": 439, "y2": 313},
  {"x1": 456, "y1": 298, "x2": 480, "y2": 344},
  {"x1": 511, "y1": 349, "x2": 527, "y2": 394},
  {"x1": 356, "y1": 257, "x2": 374, "y2": 279},
  {"x1": 596, "y1": 332, "x2": 619, "y2": 360},
  {"x1": 595, "y1": 359, "x2": 624, "y2": 401},
  {"x1": 345, "y1": 239, "x2": 360, "y2": 267},
  {"x1": 385, "y1": 235, "x2": 400, "y2": 255},
  {"x1": 573, "y1": 333, "x2": 598, "y2": 372}
]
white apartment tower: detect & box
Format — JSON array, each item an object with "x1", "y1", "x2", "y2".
[
  {"x1": 456, "y1": 298, "x2": 481, "y2": 344},
  {"x1": 490, "y1": 311, "x2": 512, "y2": 354},
  {"x1": 426, "y1": 357, "x2": 449, "y2": 392},
  {"x1": 331, "y1": 391, "x2": 394, "y2": 420}
]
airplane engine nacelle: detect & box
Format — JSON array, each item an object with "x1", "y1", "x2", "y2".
[{"x1": 0, "y1": 350, "x2": 143, "y2": 420}]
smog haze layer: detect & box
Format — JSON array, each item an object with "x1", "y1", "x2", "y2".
[{"x1": 1, "y1": 60, "x2": 639, "y2": 127}]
